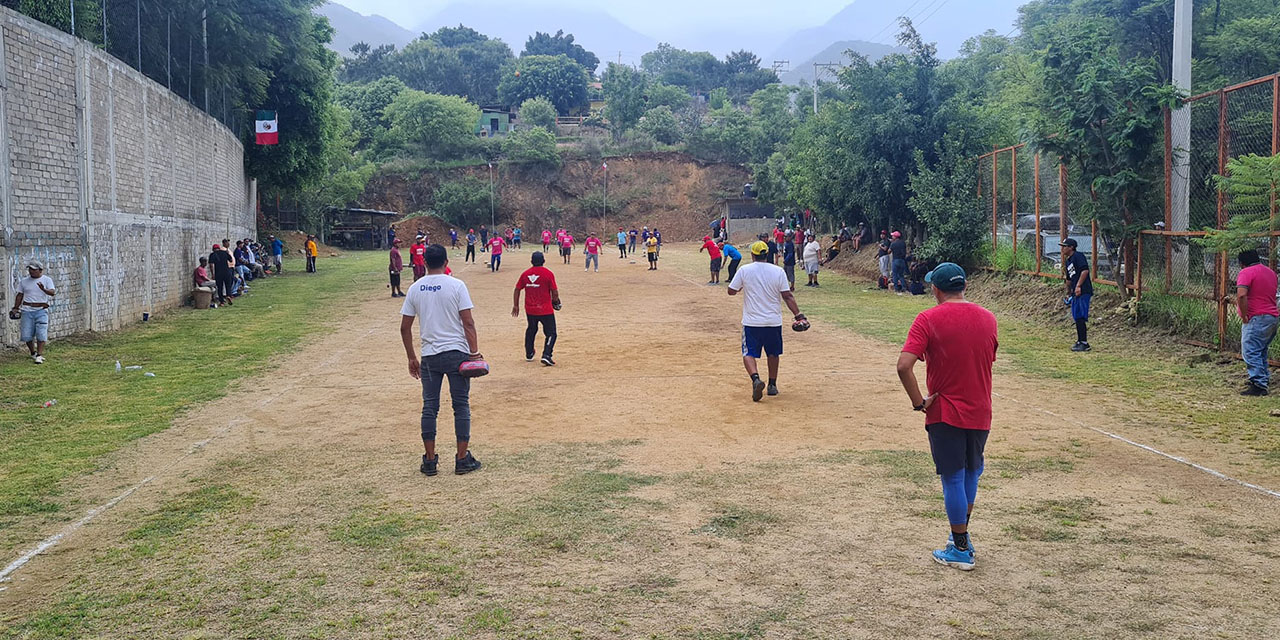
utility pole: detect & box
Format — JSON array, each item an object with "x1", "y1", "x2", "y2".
[
  {"x1": 135, "y1": 0, "x2": 140, "y2": 69},
  {"x1": 603, "y1": 161, "x2": 609, "y2": 218},
  {"x1": 69, "y1": 0, "x2": 75, "y2": 36},
  {"x1": 771, "y1": 60, "x2": 789, "y2": 76},
  {"x1": 487, "y1": 162, "x2": 496, "y2": 230},
  {"x1": 202, "y1": 6, "x2": 209, "y2": 113},
  {"x1": 1171, "y1": 0, "x2": 1192, "y2": 282}
]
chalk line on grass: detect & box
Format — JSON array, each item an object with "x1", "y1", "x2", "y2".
[
  {"x1": 0, "y1": 326, "x2": 382, "y2": 585},
  {"x1": 994, "y1": 391, "x2": 1280, "y2": 501}
]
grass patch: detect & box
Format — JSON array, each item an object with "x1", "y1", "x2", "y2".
[
  {"x1": 1004, "y1": 497, "x2": 1103, "y2": 542},
  {"x1": 492, "y1": 470, "x2": 659, "y2": 551},
  {"x1": 989, "y1": 454, "x2": 1076, "y2": 479},
  {"x1": 0, "y1": 253, "x2": 384, "y2": 534},
  {"x1": 854, "y1": 450, "x2": 937, "y2": 486},
  {"x1": 695, "y1": 505, "x2": 779, "y2": 540},
  {"x1": 329, "y1": 506, "x2": 436, "y2": 549},
  {"x1": 125, "y1": 484, "x2": 253, "y2": 554}
]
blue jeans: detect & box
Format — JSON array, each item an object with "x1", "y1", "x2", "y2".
[
  {"x1": 585, "y1": 253, "x2": 598, "y2": 270},
  {"x1": 20, "y1": 307, "x2": 49, "y2": 343},
  {"x1": 1241, "y1": 314, "x2": 1278, "y2": 389},
  {"x1": 489, "y1": 253, "x2": 502, "y2": 271},
  {"x1": 420, "y1": 350, "x2": 472, "y2": 443},
  {"x1": 891, "y1": 258, "x2": 907, "y2": 291}
]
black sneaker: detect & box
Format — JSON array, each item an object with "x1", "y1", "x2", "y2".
[
  {"x1": 420, "y1": 454, "x2": 439, "y2": 476},
  {"x1": 767, "y1": 383, "x2": 779, "y2": 396},
  {"x1": 1071, "y1": 342, "x2": 1091, "y2": 352},
  {"x1": 455, "y1": 452, "x2": 482, "y2": 475},
  {"x1": 526, "y1": 353, "x2": 535, "y2": 362},
  {"x1": 1241, "y1": 383, "x2": 1269, "y2": 396},
  {"x1": 541, "y1": 355, "x2": 556, "y2": 366},
  {"x1": 752, "y1": 378, "x2": 765, "y2": 402}
]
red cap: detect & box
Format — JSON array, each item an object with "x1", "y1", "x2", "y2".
[
  {"x1": 212, "y1": 244, "x2": 221, "y2": 250},
  {"x1": 703, "y1": 235, "x2": 711, "y2": 241}
]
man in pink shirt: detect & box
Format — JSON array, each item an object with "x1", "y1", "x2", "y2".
[
  {"x1": 560, "y1": 232, "x2": 576, "y2": 265},
  {"x1": 583, "y1": 233, "x2": 603, "y2": 272},
  {"x1": 1236, "y1": 249, "x2": 1279, "y2": 395},
  {"x1": 542, "y1": 229, "x2": 552, "y2": 251},
  {"x1": 488, "y1": 235, "x2": 506, "y2": 272}
]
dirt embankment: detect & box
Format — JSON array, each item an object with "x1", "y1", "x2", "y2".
[{"x1": 363, "y1": 152, "x2": 749, "y2": 241}]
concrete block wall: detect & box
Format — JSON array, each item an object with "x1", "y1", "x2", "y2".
[{"x1": 0, "y1": 7, "x2": 251, "y2": 346}]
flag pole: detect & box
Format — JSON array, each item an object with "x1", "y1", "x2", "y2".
[{"x1": 603, "y1": 161, "x2": 608, "y2": 218}]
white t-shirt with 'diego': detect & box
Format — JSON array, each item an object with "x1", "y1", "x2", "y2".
[
  {"x1": 400, "y1": 274, "x2": 474, "y2": 357},
  {"x1": 728, "y1": 261, "x2": 790, "y2": 327}
]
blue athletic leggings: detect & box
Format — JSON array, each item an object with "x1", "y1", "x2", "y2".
[{"x1": 940, "y1": 466, "x2": 982, "y2": 526}]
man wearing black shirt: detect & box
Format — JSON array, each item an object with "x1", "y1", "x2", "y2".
[
  {"x1": 890, "y1": 231, "x2": 908, "y2": 293},
  {"x1": 208, "y1": 243, "x2": 235, "y2": 306},
  {"x1": 782, "y1": 230, "x2": 797, "y2": 291},
  {"x1": 1061, "y1": 238, "x2": 1093, "y2": 351}
]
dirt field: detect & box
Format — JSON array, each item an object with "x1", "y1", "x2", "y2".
[{"x1": 2, "y1": 245, "x2": 1279, "y2": 639}]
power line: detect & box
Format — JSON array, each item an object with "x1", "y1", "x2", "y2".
[
  {"x1": 915, "y1": 0, "x2": 954, "y2": 28},
  {"x1": 864, "y1": 0, "x2": 928, "y2": 44},
  {"x1": 865, "y1": 0, "x2": 948, "y2": 45}
]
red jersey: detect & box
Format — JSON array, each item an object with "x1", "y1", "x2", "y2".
[
  {"x1": 489, "y1": 237, "x2": 505, "y2": 254},
  {"x1": 561, "y1": 235, "x2": 574, "y2": 248},
  {"x1": 411, "y1": 243, "x2": 426, "y2": 266},
  {"x1": 902, "y1": 301, "x2": 998, "y2": 430},
  {"x1": 702, "y1": 239, "x2": 722, "y2": 260},
  {"x1": 517, "y1": 266, "x2": 558, "y2": 316},
  {"x1": 542, "y1": 230, "x2": 552, "y2": 242},
  {"x1": 584, "y1": 237, "x2": 602, "y2": 254}
]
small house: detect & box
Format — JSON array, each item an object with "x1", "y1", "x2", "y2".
[{"x1": 475, "y1": 108, "x2": 516, "y2": 137}]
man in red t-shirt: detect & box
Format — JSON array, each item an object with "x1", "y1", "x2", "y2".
[
  {"x1": 896, "y1": 262, "x2": 998, "y2": 571},
  {"x1": 542, "y1": 229, "x2": 552, "y2": 251},
  {"x1": 488, "y1": 235, "x2": 506, "y2": 272},
  {"x1": 410, "y1": 236, "x2": 427, "y2": 280},
  {"x1": 699, "y1": 235, "x2": 724, "y2": 285},
  {"x1": 513, "y1": 251, "x2": 561, "y2": 366},
  {"x1": 583, "y1": 233, "x2": 603, "y2": 272},
  {"x1": 559, "y1": 232, "x2": 576, "y2": 265},
  {"x1": 1235, "y1": 249, "x2": 1279, "y2": 395}
]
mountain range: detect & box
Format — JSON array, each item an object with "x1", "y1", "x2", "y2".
[
  {"x1": 318, "y1": 0, "x2": 1026, "y2": 73},
  {"x1": 779, "y1": 40, "x2": 907, "y2": 86}
]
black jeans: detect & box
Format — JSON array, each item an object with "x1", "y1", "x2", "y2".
[
  {"x1": 465, "y1": 245, "x2": 476, "y2": 262},
  {"x1": 214, "y1": 270, "x2": 234, "y2": 302},
  {"x1": 306, "y1": 256, "x2": 317, "y2": 272},
  {"x1": 619, "y1": 244, "x2": 627, "y2": 258},
  {"x1": 420, "y1": 350, "x2": 472, "y2": 443},
  {"x1": 525, "y1": 314, "x2": 557, "y2": 358},
  {"x1": 727, "y1": 258, "x2": 741, "y2": 281}
]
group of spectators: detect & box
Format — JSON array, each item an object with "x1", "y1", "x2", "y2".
[{"x1": 193, "y1": 235, "x2": 289, "y2": 307}]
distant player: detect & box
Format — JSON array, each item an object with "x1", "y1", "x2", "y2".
[
  {"x1": 584, "y1": 232, "x2": 603, "y2": 272},
  {"x1": 465, "y1": 229, "x2": 477, "y2": 263},
  {"x1": 542, "y1": 229, "x2": 552, "y2": 251},
  {"x1": 700, "y1": 235, "x2": 723, "y2": 285},
  {"x1": 513, "y1": 251, "x2": 560, "y2": 366},
  {"x1": 720, "y1": 239, "x2": 742, "y2": 281},
  {"x1": 513, "y1": 226, "x2": 522, "y2": 249},
  {"x1": 645, "y1": 234, "x2": 659, "y2": 270},
  {"x1": 410, "y1": 235, "x2": 427, "y2": 280},
  {"x1": 388, "y1": 238, "x2": 405, "y2": 298},
  {"x1": 653, "y1": 228, "x2": 663, "y2": 257},
  {"x1": 560, "y1": 231, "x2": 576, "y2": 265},
  {"x1": 488, "y1": 233, "x2": 506, "y2": 272},
  {"x1": 617, "y1": 228, "x2": 628, "y2": 259},
  {"x1": 896, "y1": 262, "x2": 997, "y2": 571},
  {"x1": 449, "y1": 229, "x2": 458, "y2": 248},
  {"x1": 628, "y1": 227, "x2": 639, "y2": 255},
  {"x1": 479, "y1": 225, "x2": 489, "y2": 252},
  {"x1": 803, "y1": 234, "x2": 821, "y2": 287},
  {"x1": 1060, "y1": 238, "x2": 1092, "y2": 352},
  {"x1": 728, "y1": 241, "x2": 807, "y2": 401},
  {"x1": 782, "y1": 230, "x2": 797, "y2": 291}
]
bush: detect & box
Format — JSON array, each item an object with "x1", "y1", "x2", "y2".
[
  {"x1": 607, "y1": 130, "x2": 658, "y2": 155},
  {"x1": 519, "y1": 96, "x2": 558, "y2": 132},
  {"x1": 384, "y1": 90, "x2": 480, "y2": 160},
  {"x1": 502, "y1": 128, "x2": 562, "y2": 170},
  {"x1": 432, "y1": 176, "x2": 495, "y2": 229},
  {"x1": 908, "y1": 148, "x2": 988, "y2": 266},
  {"x1": 637, "y1": 105, "x2": 683, "y2": 145}
]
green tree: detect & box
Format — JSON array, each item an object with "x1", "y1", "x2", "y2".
[
  {"x1": 498, "y1": 55, "x2": 590, "y2": 115},
  {"x1": 340, "y1": 25, "x2": 514, "y2": 105},
  {"x1": 637, "y1": 105, "x2": 683, "y2": 145},
  {"x1": 686, "y1": 106, "x2": 755, "y2": 163},
  {"x1": 747, "y1": 85, "x2": 797, "y2": 163},
  {"x1": 1201, "y1": 153, "x2": 1280, "y2": 255},
  {"x1": 502, "y1": 127, "x2": 562, "y2": 171},
  {"x1": 432, "y1": 176, "x2": 494, "y2": 229},
  {"x1": 384, "y1": 90, "x2": 480, "y2": 159},
  {"x1": 518, "y1": 96, "x2": 559, "y2": 132},
  {"x1": 334, "y1": 76, "x2": 408, "y2": 146},
  {"x1": 522, "y1": 30, "x2": 600, "y2": 73},
  {"x1": 645, "y1": 82, "x2": 692, "y2": 111},
  {"x1": 641, "y1": 43, "x2": 724, "y2": 93},
  {"x1": 603, "y1": 62, "x2": 649, "y2": 135},
  {"x1": 294, "y1": 105, "x2": 376, "y2": 233},
  {"x1": 723, "y1": 50, "x2": 779, "y2": 104}
]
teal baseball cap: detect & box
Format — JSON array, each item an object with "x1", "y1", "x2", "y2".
[{"x1": 925, "y1": 262, "x2": 967, "y2": 291}]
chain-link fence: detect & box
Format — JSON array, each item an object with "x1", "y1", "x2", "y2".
[{"x1": 5, "y1": 0, "x2": 249, "y2": 137}]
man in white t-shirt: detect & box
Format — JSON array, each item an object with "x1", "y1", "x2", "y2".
[
  {"x1": 728, "y1": 241, "x2": 807, "y2": 401},
  {"x1": 10, "y1": 260, "x2": 56, "y2": 364},
  {"x1": 803, "y1": 236, "x2": 822, "y2": 287},
  {"x1": 399, "y1": 244, "x2": 483, "y2": 476}
]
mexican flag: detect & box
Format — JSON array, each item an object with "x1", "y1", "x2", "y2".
[{"x1": 255, "y1": 110, "x2": 278, "y2": 145}]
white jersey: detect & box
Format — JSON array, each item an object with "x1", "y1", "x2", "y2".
[
  {"x1": 19, "y1": 275, "x2": 55, "y2": 311},
  {"x1": 728, "y1": 261, "x2": 790, "y2": 327},
  {"x1": 399, "y1": 274, "x2": 474, "y2": 357}
]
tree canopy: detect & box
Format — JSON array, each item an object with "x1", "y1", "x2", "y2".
[
  {"x1": 523, "y1": 30, "x2": 601, "y2": 74},
  {"x1": 499, "y1": 55, "x2": 590, "y2": 115}
]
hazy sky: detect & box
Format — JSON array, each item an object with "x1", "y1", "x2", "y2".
[{"x1": 331, "y1": 0, "x2": 852, "y2": 36}]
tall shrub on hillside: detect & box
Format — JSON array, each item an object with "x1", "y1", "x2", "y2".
[
  {"x1": 502, "y1": 128, "x2": 562, "y2": 171},
  {"x1": 432, "y1": 176, "x2": 495, "y2": 229},
  {"x1": 384, "y1": 90, "x2": 480, "y2": 159},
  {"x1": 518, "y1": 97, "x2": 559, "y2": 132}
]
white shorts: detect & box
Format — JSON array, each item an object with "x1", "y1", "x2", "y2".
[{"x1": 805, "y1": 260, "x2": 820, "y2": 275}]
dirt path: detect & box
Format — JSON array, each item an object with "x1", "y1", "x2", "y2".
[{"x1": 2, "y1": 246, "x2": 1279, "y2": 638}]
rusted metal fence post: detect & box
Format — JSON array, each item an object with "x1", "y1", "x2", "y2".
[
  {"x1": 1034, "y1": 154, "x2": 1042, "y2": 274},
  {"x1": 992, "y1": 151, "x2": 999, "y2": 260},
  {"x1": 1272, "y1": 76, "x2": 1279, "y2": 269},
  {"x1": 1011, "y1": 147, "x2": 1019, "y2": 259}
]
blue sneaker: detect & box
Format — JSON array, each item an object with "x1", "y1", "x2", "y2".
[
  {"x1": 948, "y1": 533, "x2": 976, "y2": 557},
  {"x1": 932, "y1": 543, "x2": 975, "y2": 571}
]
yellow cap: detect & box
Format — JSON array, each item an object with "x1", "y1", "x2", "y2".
[{"x1": 750, "y1": 241, "x2": 769, "y2": 256}]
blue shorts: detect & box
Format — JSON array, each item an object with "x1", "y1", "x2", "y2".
[
  {"x1": 741, "y1": 325, "x2": 783, "y2": 358},
  {"x1": 1071, "y1": 293, "x2": 1092, "y2": 321},
  {"x1": 20, "y1": 308, "x2": 49, "y2": 343}
]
